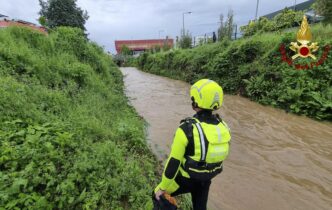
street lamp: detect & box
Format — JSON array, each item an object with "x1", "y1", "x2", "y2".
[{"x1": 182, "y1": 11, "x2": 192, "y2": 35}]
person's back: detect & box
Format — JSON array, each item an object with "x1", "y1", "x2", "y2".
[{"x1": 154, "y1": 79, "x2": 231, "y2": 210}]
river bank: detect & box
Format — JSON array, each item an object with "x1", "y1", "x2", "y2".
[
  {"x1": 132, "y1": 24, "x2": 332, "y2": 121},
  {"x1": 0, "y1": 27, "x2": 158, "y2": 209},
  {"x1": 121, "y1": 67, "x2": 332, "y2": 210}
]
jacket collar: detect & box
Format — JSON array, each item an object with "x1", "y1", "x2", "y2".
[{"x1": 193, "y1": 110, "x2": 219, "y2": 124}]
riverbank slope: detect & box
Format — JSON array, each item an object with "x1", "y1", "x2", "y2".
[
  {"x1": 0, "y1": 27, "x2": 158, "y2": 209},
  {"x1": 135, "y1": 24, "x2": 332, "y2": 121}
]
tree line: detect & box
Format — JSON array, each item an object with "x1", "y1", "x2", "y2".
[
  {"x1": 178, "y1": 0, "x2": 331, "y2": 49},
  {"x1": 177, "y1": 9, "x2": 235, "y2": 49}
]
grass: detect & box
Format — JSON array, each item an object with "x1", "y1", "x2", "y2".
[{"x1": 0, "y1": 26, "x2": 162, "y2": 209}]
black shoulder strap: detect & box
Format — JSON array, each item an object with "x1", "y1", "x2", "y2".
[
  {"x1": 179, "y1": 117, "x2": 196, "y2": 157},
  {"x1": 180, "y1": 117, "x2": 209, "y2": 162},
  {"x1": 215, "y1": 113, "x2": 222, "y2": 122},
  {"x1": 180, "y1": 117, "x2": 195, "y2": 124},
  {"x1": 215, "y1": 113, "x2": 230, "y2": 132},
  {"x1": 215, "y1": 113, "x2": 227, "y2": 127},
  {"x1": 179, "y1": 117, "x2": 195, "y2": 142}
]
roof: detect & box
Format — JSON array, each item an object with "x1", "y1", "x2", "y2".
[
  {"x1": 16, "y1": 19, "x2": 35, "y2": 25},
  {"x1": 115, "y1": 39, "x2": 174, "y2": 53},
  {"x1": 0, "y1": 19, "x2": 47, "y2": 34},
  {"x1": 263, "y1": 0, "x2": 315, "y2": 19}
]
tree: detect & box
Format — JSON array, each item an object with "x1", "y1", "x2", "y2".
[
  {"x1": 120, "y1": 45, "x2": 132, "y2": 55},
  {"x1": 218, "y1": 9, "x2": 234, "y2": 41},
  {"x1": 179, "y1": 31, "x2": 192, "y2": 49},
  {"x1": 240, "y1": 20, "x2": 258, "y2": 37},
  {"x1": 274, "y1": 8, "x2": 303, "y2": 30},
  {"x1": 39, "y1": 0, "x2": 89, "y2": 31},
  {"x1": 225, "y1": 9, "x2": 234, "y2": 39},
  {"x1": 259, "y1": 17, "x2": 275, "y2": 32},
  {"x1": 313, "y1": 0, "x2": 332, "y2": 24},
  {"x1": 38, "y1": 16, "x2": 47, "y2": 27},
  {"x1": 240, "y1": 8, "x2": 304, "y2": 37},
  {"x1": 217, "y1": 14, "x2": 226, "y2": 41}
]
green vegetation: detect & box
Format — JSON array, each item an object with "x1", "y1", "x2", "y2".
[
  {"x1": 240, "y1": 9, "x2": 304, "y2": 37},
  {"x1": 120, "y1": 45, "x2": 133, "y2": 56},
  {"x1": 0, "y1": 26, "x2": 159, "y2": 209},
  {"x1": 217, "y1": 9, "x2": 234, "y2": 41},
  {"x1": 39, "y1": 0, "x2": 89, "y2": 31},
  {"x1": 313, "y1": 0, "x2": 332, "y2": 24},
  {"x1": 135, "y1": 24, "x2": 332, "y2": 121},
  {"x1": 178, "y1": 32, "x2": 192, "y2": 49}
]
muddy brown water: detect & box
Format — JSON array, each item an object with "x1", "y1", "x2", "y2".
[{"x1": 120, "y1": 67, "x2": 332, "y2": 210}]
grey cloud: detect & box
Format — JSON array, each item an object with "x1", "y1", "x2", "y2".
[{"x1": 0, "y1": 0, "x2": 308, "y2": 53}]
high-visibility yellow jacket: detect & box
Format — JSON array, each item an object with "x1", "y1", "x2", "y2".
[{"x1": 155, "y1": 110, "x2": 231, "y2": 194}]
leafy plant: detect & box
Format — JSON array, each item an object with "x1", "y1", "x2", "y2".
[
  {"x1": 39, "y1": 0, "x2": 89, "y2": 31},
  {"x1": 240, "y1": 8, "x2": 304, "y2": 37},
  {"x1": 134, "y1": 24, "x2": 332, "y2": 121},
  {"x1": 0, "y1": 26, "x2": 160, "y2": 209}
]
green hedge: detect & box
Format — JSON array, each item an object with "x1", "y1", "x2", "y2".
[
  {"x1": 136, "y1": 24, "x2": 332, "y2": 121},
  {"x1": 0, "y1": 26, "x2": 159, "y2": 209}
]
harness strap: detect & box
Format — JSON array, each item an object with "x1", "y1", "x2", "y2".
[
  {"x1": 181, "y1": 117, "x2": 210, "y2": 163},
  {"x1": 216, "y1": 113, "x2": 230, "y2": 131},
  {"x1": 194, "y1": 122, "x2": 207, "y2": 162}
]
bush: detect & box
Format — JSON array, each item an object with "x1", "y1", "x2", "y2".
[
  {"x1": 240, "y1": 8, "x2": 304, "y2": 37},
  {"x1": 135, "y1": 24, "x2": 332, "y2": 121}
]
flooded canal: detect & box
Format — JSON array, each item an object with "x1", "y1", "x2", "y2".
[{"x1": 121, "y1": 67, "x2": 332, "y2": 210}]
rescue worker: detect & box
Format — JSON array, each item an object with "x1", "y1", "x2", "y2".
[{"x1": 154, "y1": 79, "x2": 231, "y2": 210}]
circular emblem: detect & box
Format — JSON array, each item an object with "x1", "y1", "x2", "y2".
[{"x1": 299, "y1": 46, "x2": 310, "y2": 56}]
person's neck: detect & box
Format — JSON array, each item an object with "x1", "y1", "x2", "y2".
[{"x1": 196, "y1": 109, "x2": 213, "y2": 116}]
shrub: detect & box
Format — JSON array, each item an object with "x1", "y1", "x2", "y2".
[
  {"x1": 135, "y1": 24, "x2": 332, "y2": 120},
  {"x1": 0, "y1": 26, "x2": 159, "y2": 209}
]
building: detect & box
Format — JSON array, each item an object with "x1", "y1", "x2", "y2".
[
  {"x1": 0, "y1": 14, "x2": 47, "y2": 34},
  {"x1": 115, "y1": 39, "x2": 174, "y2": 54}
]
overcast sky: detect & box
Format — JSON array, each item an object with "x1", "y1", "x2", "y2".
[{"x1": 0, "y1": 0, "x2": 308, "y2": 53}]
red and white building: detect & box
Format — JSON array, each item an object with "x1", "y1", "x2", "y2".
[{"x1": 115, "y1": 39, "x2": 174, "y2": 54}]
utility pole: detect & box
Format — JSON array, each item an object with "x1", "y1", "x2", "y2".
[
  {"x1": 255, "y1": 0, "x2": 260, "y2": 21},
  {"x1": 294, "y1": 0, "x2": 297, "y2": 11}
]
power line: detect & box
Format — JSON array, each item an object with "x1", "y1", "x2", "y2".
[{"x1": 189, "y1": 22, "x2": 221, "y2": 27}]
